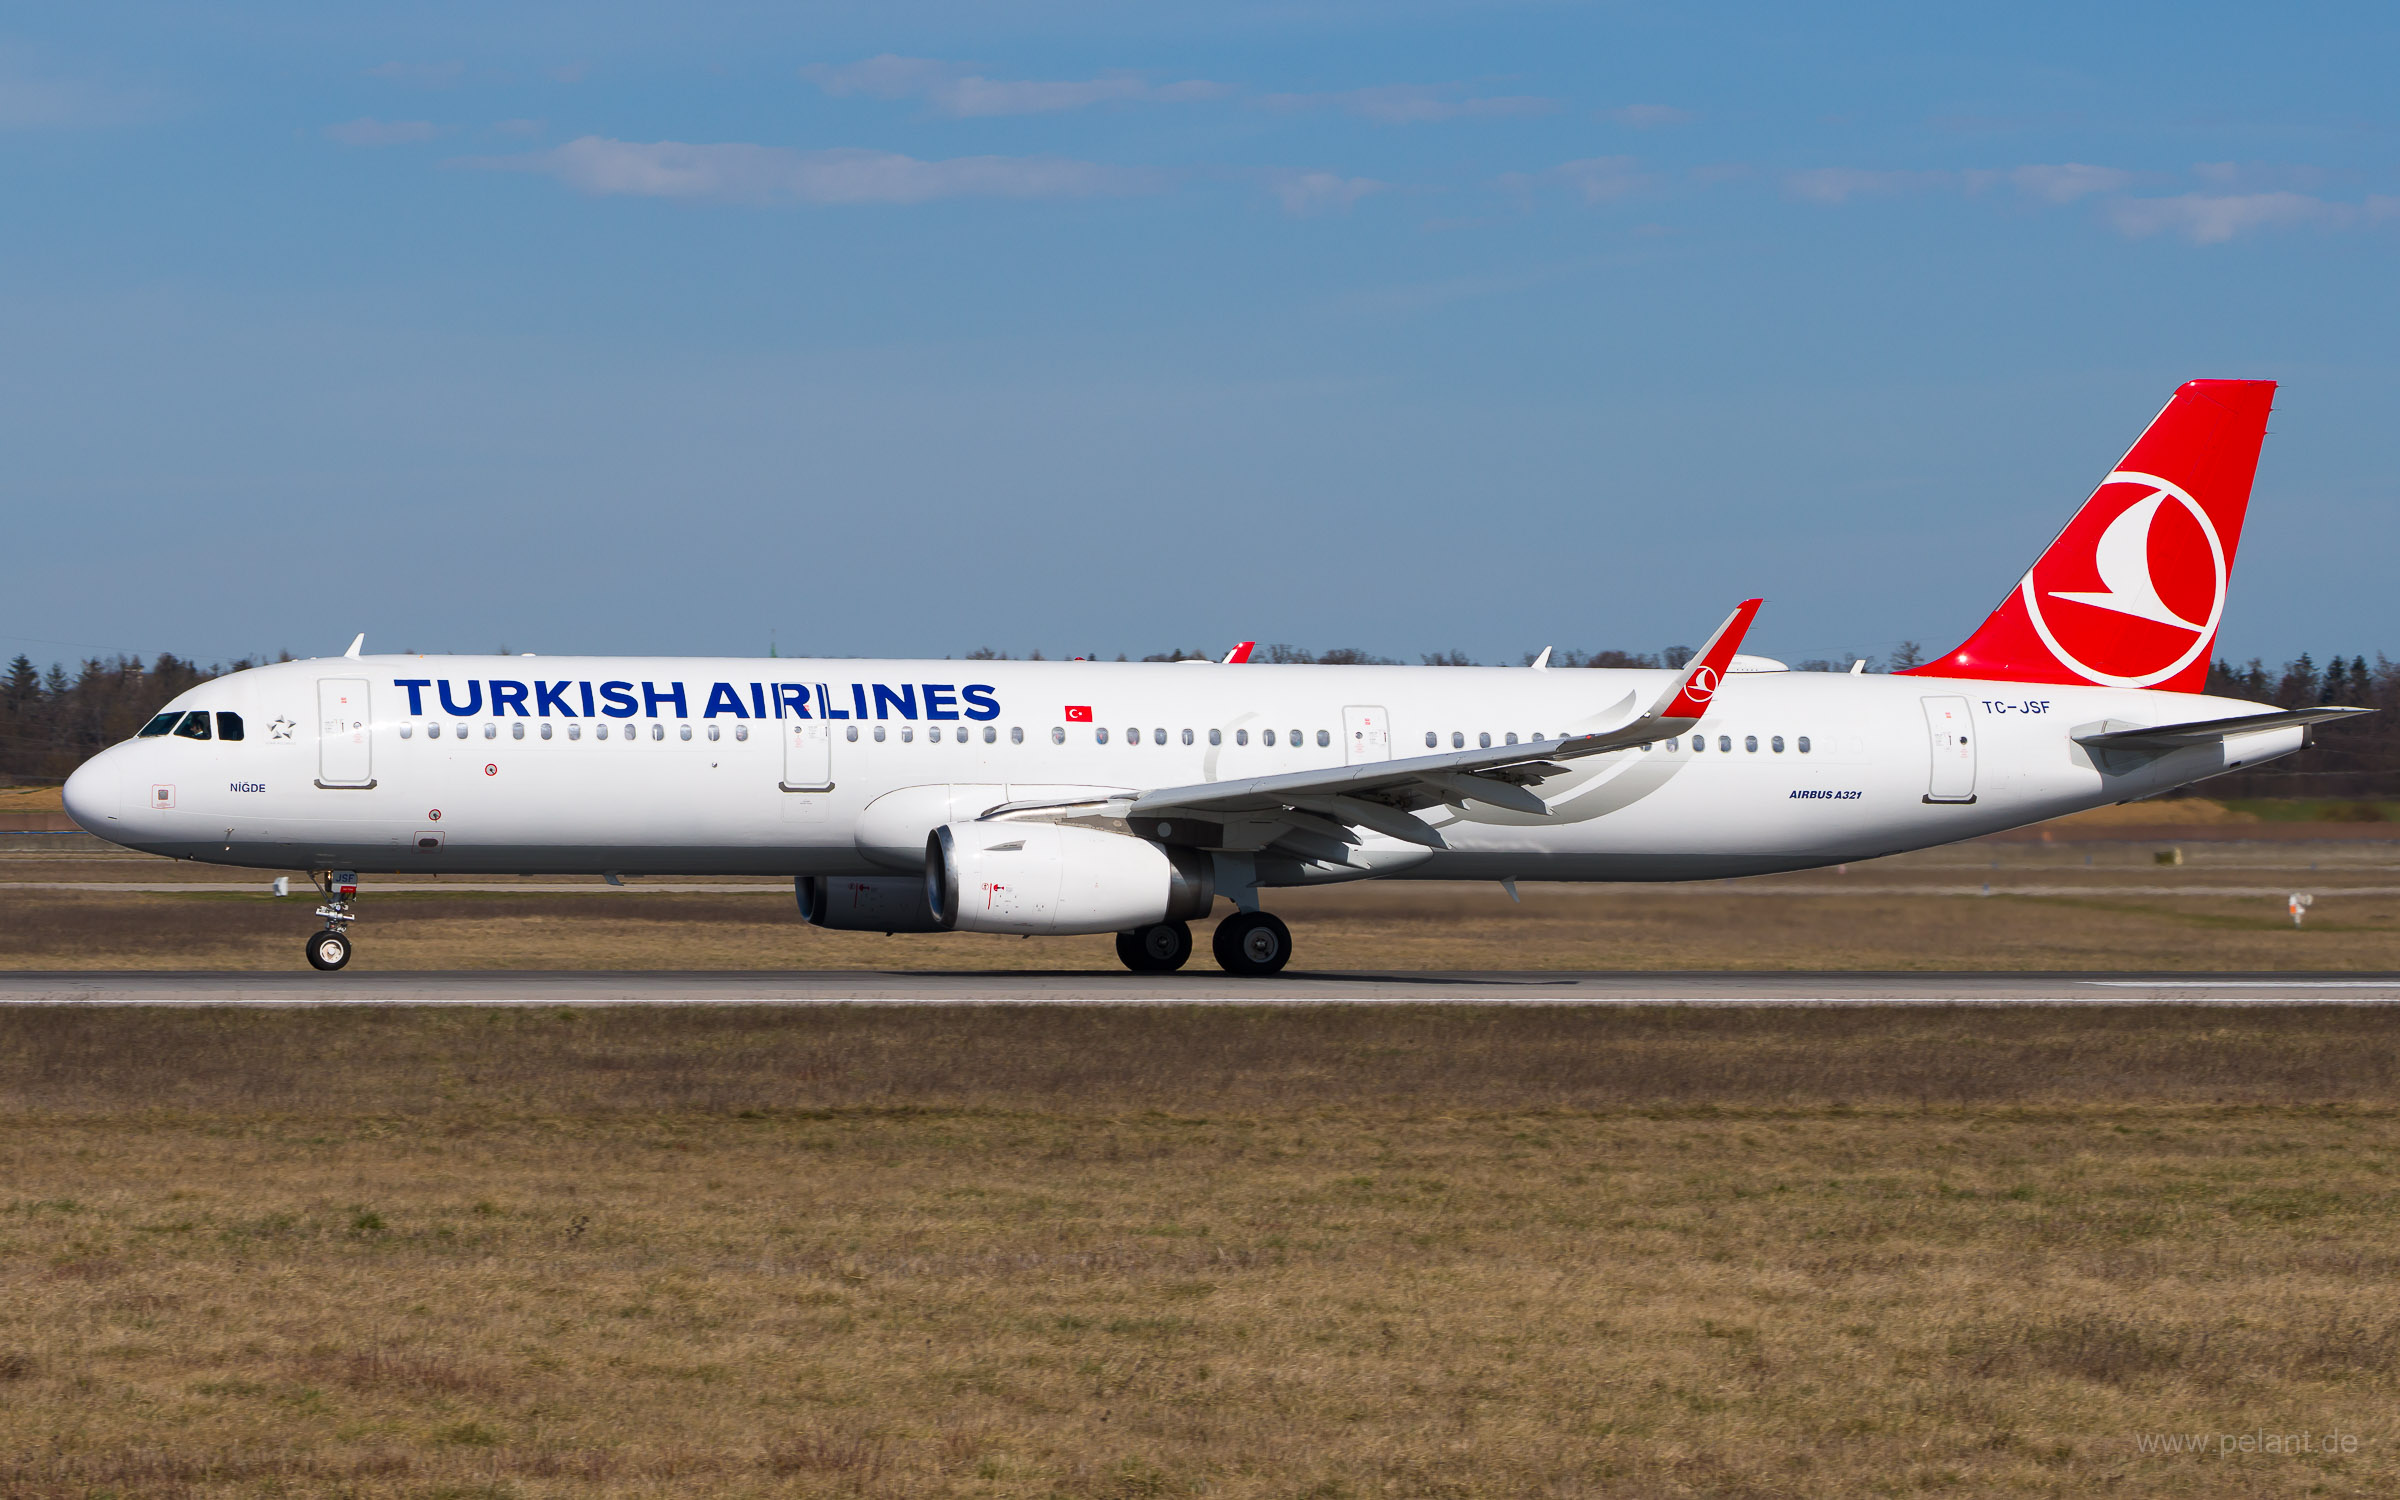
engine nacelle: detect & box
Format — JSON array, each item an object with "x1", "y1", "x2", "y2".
[
  {"x1": 796, "y1": 874, "x2": 951, "y2": 933},
  {"x1": 927, "y1": 822, "x2": 1215, "y2": 936}
]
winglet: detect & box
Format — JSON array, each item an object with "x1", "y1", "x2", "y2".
[
  {"x1": 1222, "y1": 641, "x2": 1255, "y2": 664},
  {"x1": 1651, "y1": 600, "x2": 1762, "y2": 721},
  {"x1": 344, "y1": 633, "x2": 365, "y2": 659}
]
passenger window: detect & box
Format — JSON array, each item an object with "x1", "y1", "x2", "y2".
[
  {"x1": 400, "y1": 723, "x2": 414, "y2": 739},
  {"x1": 174, "y1": 711, "x2": 210, "y2": 740},
  {"x1": 1236, "y1": 729, "x2": 1248, "y2": 745},
  {"x1": 873, "y1": 725, "x2": 886, "y2": 742},
  {"x1": 1425, "y1": 732, "x2": 1437, "y2": 748},
  {"x1": 512, "y1": 721, "x2": 526, "y2": 741},
  {"x1": 902, "y1": 726, "x2": 915, "y2": 743},
  {"x1": 568, "y1": 722, "x2": 582, "y2": 741},
  {"x1": 846, "y1": 725, "x2": 859, "y2": 742},
  {"x1": 1208, "y1": 729, "x2": 1221, "y2": 746},
  {"x1": 139, "y1": 712, "x2": 180, "y2": 737},
  {"x1": 1745, "y1": 735, "x2": 1757, "y2": 753},
  {"x1": 679, "y1": 724, "x2": 692, "y2": 741},
  {"x1": 1505, "y1": 732, "x2": 1518, "y2": 746},
  {"x1": 1289, "y1": 729, "x2": 1301, "y2": 747},
  {"x1": 1798, "y1": 735, "x2": 1811, "y2": 753},
  {"x1": 216, "y1": 712, "x2": 244, "y2": 741},
  {"x1": 483, "y1": 723, "x2": 496, "y2": 740},
  {"x1": 651, "y1": 723, "x2": 664, "y2": 741},
  {"x1": 1666, "y1": 737, "x2": 1679, "y2": 751},
  {"x1": 1097, "y1": 727, "x2": 1110, "y2": 744},
  {"x1": 1452, "y1": 732, "x2": 1464, "y2": 749},
  {"x1": 1316, "y1": 729, "x2": 1329, "y2": 748},
  {"x1": 1771, "y1": 735, "x2": 1784, "y2": 753},
  {"x1": 735, "y1": 724, "x2": 748, "y2": 741},
  {"x1": 541, "y1": 723, "x2": 553, "y2": 740},
  {"x1": 1181, "y1": 728, "x2": 1193, "y2": 746},
  {"x1": 1153, "y1": 728, "x2": 1166, "y2": 745},
  {"x1": 595, "y1": 723, "x2": 608, "y2": 740},
  {"x1": 1692, "y1": 735, "x2": 1705, "y2": 753},
  {"x1": 1125, "y1": 728, "x2": 1138, "y2": 746},
  {"x1": 1050, "y1": 726, "x2": 1063, "y2": 744},
  {"x1": 1718, "y1": 735, "x2": 1731, "y2": 753},
  {"x1": 981, "y1": 725, "x2": 994, "y2": 744},
  {"x1": 1261, "y1": 730, "x2": 1274, "y2": 747},
  {"x1": 456, "y1": 723, "x2": 469, "y2": 740},
  {"x1": 1478, "y1": 732, "x2": 1490, "y2": 749}
]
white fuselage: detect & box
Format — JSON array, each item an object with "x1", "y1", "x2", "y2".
[{"x1": 63, "y1": 654, "x2": 2297, "y2": 884}]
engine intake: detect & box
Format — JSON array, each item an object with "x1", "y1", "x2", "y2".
[
  {"x1": 796, "y1": 874, "x2": 951, "y2": 933},
  {"x1": 927, "y1": 822, "x2": 1215, "y2": 936}
]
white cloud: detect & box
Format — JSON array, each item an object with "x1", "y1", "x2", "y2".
[
  {"x1": 2103, "y1": 191, "x2": 2359, "y2": 244},
  {"x1": 369, "y1": 60, "x2": 466, "y2": 90},
  {"x1": 1497, "y1": 157, "x2": 1655, "y2": 208},
  {"x1": 1266, "y1": 170, "x2": 1383, "y2": 216},
  {"x1": 1607, "y1": 104, "x2": 1694, "y2": 129},
  {"x1": 324, "y1": 117, "x2": 440, "y2": 147},
  {"x1": 1262, "y1": 85, "x2": 1557, "y2": 125},
  {"x1": 2004, "y1": 163, "x2": 2132, "y2": 203},
  {"x1": 1782, "y1": 167, "x2": 1950, "y2": 205},
  {"x1": 802, "y1": 55, "x2": 1225, "y2": 117},
  {"x1": 0, "y1": 56, "x2": 151, "y2": 129},
  {"x1": 474, "y1": 136, "x2": 1156, "y2": 206}
]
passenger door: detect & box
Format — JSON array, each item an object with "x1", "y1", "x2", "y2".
[
  {"x1": 1920, "y1": 696, "x2": 1976, "y2": 803},
  {"x1": 316, "y1": 679, "x2": 373, "y2": 787},
  {"x1": 1343, "y1": 705, "x2": 1391, "y2": 766},
  {"x1": 782, "y1": 719, "x2": 833, "y2": 792}
]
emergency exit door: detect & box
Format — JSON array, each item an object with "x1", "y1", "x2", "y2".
[
  {"x1": 316, "y1": 678, "x2": 373, "y2": 787},
  {"x1": 782, "y1": 719, "x2": 833, "y2": 792},
  {"x1": 1921, "y1": 696, "x2": 1977, "y2": 803},
  {"x1": 1344, "y1": 705, "x2": 1391, "y2": 765}
]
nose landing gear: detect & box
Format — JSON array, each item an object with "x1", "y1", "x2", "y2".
[{"x1": 306, "y1": 871, "x2": 359, "y2": 971}]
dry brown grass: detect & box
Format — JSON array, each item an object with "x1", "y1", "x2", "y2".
[
  {"x1": 5, "y1": 879, "x2": 2399, "y2": 971},
  {"x1": 3, "y1": 1006, "x2": 2399, "y2": 1497}
]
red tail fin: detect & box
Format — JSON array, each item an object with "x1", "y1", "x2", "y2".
[{"x1": 1908, "y1": 379, "x2": 2275, "y2": 692}]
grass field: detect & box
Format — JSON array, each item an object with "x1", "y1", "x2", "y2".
[{"x1": 4, "y1": 1005, "x2": 2399, "y2": 1498}]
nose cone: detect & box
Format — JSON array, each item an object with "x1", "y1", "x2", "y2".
[{"x1": 62, "y1": 752, "x2": 119, "y2": 832}]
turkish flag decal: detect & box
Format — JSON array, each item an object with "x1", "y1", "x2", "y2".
[{"x1": 1064, "y1": 705, "x2": 1093, "y2": 722}]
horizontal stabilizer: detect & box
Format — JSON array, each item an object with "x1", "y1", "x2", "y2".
[{"x1": 2072, "y1": 705, "x2": 2370, "y2": 751}]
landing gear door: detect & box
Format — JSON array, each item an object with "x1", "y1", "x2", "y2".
[
  {"x1": 1343, "y1": 705, "x2": 1391, "y2": 765},
  {"x1": 783, "y1": 719, "x2": 833, "y2": 792},
  {"x1": 316, "y1": 678, "x2": 374, "y2": 787},
  {"x1": 1921, "y1": 695, "x2": 1976, "y2": 803}
]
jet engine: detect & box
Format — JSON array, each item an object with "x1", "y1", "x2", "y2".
[
  {"x1": 796, "y1": 874, "x2": 950, "y2": 933},
  {"x1": 927, "y1": 822, "x2": 1215, "y2": 936}
]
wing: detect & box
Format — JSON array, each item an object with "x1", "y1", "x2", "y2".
[
  {"x1": 986, "y1": 599, "x2": 1761, "y2": 859},
  {"x1": 2073, "y1": 705, "x2": 2371, "y2": 751}
]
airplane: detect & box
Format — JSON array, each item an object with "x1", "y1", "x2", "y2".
[{"x1": 62, "y1": 379, "x2": 2365, "y2": 974}]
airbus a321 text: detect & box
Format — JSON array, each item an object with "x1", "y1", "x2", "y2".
[{"x1": 65, "y1": 380, "x2": 2365, "y2": 973}]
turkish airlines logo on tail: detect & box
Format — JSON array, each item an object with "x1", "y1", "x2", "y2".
[
  {"x1": 1682, "y1": 665, "x2": 1720, "y2": 703},
  {"x1": 2020, "y1": 470, "x2": 2226, "y2": 689}
]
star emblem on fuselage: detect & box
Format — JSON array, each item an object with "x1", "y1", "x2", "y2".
[{"x1": 268, "y1": 717, "x2": 295, "y2": 740}]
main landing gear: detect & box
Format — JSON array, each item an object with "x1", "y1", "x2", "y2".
[
  {"x1": 1115, "y1": 912, "x2": 1292, "y2": 976},
  {"x1": 305, "y1": 871, "x2": 359, "y2": 972}
]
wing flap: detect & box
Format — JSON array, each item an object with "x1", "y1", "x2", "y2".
[{"x1": 2073, "y1": 705, "x2": 2370, "y2": 750}]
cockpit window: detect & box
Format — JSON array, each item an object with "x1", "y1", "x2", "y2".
[
  {"x1": 171, "y1": 711, "x2": 211, "y2": 741},
  {"x1": 216, "y1": 712, "x2": 244, "y2": 742},
  {"x1": 139, "y1": 712, "x2": 181, "y2": 737}
]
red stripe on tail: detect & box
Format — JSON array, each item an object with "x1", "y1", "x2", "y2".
[{"x1": 1907, "y1": 379, "x2": 2274, "y2": 692}]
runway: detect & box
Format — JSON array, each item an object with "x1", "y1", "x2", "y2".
[{"x1": 4, "y1": 971, "x2": 2398, "y2": 1004}]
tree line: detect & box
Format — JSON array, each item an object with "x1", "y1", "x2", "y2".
[{"x1": 5, "y1": 646, "x2": 2396, "y2": 796}]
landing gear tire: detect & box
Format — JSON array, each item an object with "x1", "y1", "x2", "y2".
[
  {"x1": 306, "y1": 929, "x2": 353, "y2": 972},
  {"x1": 1211, "y1": 911, "x2": 1292, "y2": 977},
  {"x1": 1116, "y1": 921, "x2": 1193, "y2": 973}
]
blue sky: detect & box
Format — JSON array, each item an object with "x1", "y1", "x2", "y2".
[{"x1": 3, "y1": 2, "x2": 2395, "y2": 670}]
